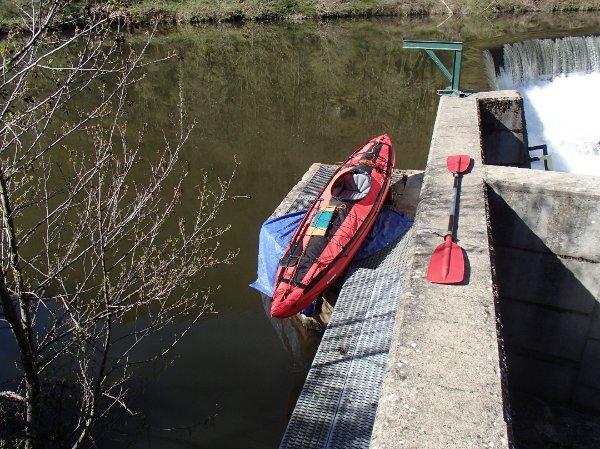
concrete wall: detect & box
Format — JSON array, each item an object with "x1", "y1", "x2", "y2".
[
  {"x1": 370, "y1": 90, "x2": 599, "y2": 449},
  {"x1": 371, "y1": 94, "x2": 510, "y2": 449},
  {"x1": 480, "y1": 90, "x2": 600, "y2": 412},
  {"x1": 485, "y1": 152, "x2": 600, "y2": 411},
  {"x1": 478, "y1": 92, "x2": 530, "y2": 168}
]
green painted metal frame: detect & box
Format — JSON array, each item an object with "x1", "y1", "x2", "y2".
[
  {"x1": 403, "y1": 40, "x2": 470, "y2": 96},
  {"x1": 528, "y1": 144, "x2": 553, "y2": 171}
]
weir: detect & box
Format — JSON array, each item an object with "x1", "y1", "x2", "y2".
[
  {"x1": 486, "y1": 35, "x2": 600, "y2": 177},
  {"x1": 371, "y1": 91, "x2": 600, "y2": 449},
  {"x1": 484, "y1": 35, "x2": 600, "y2": 89},
  {"x1": 272, "y1": 36, "x2": 600, "y2": 449}
]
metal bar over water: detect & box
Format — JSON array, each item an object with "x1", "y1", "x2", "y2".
[{"x1": 403, "y1": 39, "x2": 467, "y2": 96}]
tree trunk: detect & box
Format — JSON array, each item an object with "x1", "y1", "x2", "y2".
[
  {"x1": 0, "y1": 171, "x2": 44, "y2": 447},
  {"x1": 0, "y1": 286, "x2": 44, "y2": 448}
]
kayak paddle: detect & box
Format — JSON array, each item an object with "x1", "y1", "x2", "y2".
[{"x1": 426, "y1": 155, "x2": 472, "y2": 284}]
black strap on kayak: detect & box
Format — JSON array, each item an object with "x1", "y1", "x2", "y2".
[{"x1": 279, "y1": 278, "x2": 308, "y2": 289}]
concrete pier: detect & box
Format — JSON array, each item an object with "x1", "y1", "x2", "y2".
[
  {"x1": 371, "y1": 93, "x2": 508, "y2": 449},
  {"x1": 371, "y1": 90, "x2": 600, "y2": 448}
]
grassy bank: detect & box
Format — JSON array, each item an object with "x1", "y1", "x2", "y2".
[
  {"x1": 126, "y1": 0, "x2": 600, "y2": 23},
  {"x1": 1, "y1": 0, "x2": 600, "y2": 28}
]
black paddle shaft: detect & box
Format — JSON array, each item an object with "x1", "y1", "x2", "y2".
[{"x1": 446, "y1": 172, "x2": 461, "y2": 238}]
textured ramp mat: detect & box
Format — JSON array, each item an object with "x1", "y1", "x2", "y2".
[
  {"x1": 286, "y1": 165, "x2": 337, "y2": 213},
  {"x1": 279, "y1": 269, "x2": 405, "y2": 449},
  {"x1": 278, "y1": 163, "x2": 412, "y2": 449},
  {"x1": 352, "y1": 225, "x2": 414, "y2": 273}
]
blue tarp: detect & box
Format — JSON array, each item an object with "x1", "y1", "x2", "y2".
[{"x1": 250, "y1": 208, "x2": 413, "y2": 298}]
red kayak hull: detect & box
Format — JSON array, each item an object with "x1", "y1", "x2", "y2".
[{"x1": 271, "y1": 134, "x2": 395, "y2": 318}]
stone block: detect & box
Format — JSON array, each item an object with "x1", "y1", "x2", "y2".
[
  {"x1": 478, "y1": 96, "x2": 529, "y2": 167},
  {"x1": 478, "y1": 96, "x2": 525, "y2": 134},
  {"x1": 494, "y1": 247, "x2": 599, "y2": 314},
  {"x1": 577, "y1": 340, "x2": 600, "y2": 389},
  {"x1": 481, "y1": 131, "x2": 529, "y2": 167},
  {"x1": 505, "y1": 350, "x2": 577, "y2": 403},
  {"x1": 500, "y1": 298, "x2": 590, "y2": 362},
  {"x1": 486, "y1": 181, "x2": 600, "y2": 262}
]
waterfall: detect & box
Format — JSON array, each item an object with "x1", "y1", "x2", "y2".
[
  {"x1": 483, "y1": 35, "x2": 600, "y2": 176},
  {"x1": 485, "y1": 35, "x2": 600, "y2": 89}
]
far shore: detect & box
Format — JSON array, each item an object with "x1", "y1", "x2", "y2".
[
  {"x1": 1, "y1": 0, "x2": 600, "y2": 30},
  {"x1": 123, "y1": 1, "x2": 600, "y2": 25}
]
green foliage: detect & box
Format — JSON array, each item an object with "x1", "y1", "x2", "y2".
[
  {"x1": 0, "y1": 2, "x2": 242, "y2": 446},
  {"x1": 2, "y1": 0, "x2": 598, "y2": 26},
  {"x1": 0, "y1": 1, "x2": 19, "y2": 26},
  {"x1": 0, "y1": 437, "x2": 24, "y2": 449},
  {"x1": 123, "y1": 0, "x2": 600, "y2": 22},
  {"x1": 126, "y1": 0, "x2": 318, "y2": 21}
]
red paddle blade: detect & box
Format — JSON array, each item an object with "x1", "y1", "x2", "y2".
[
  {"x1": 447, "y1": 155, "x2": 471, "y2": 174},
  {"x1": 426, "y1": 236, "x2": 465, "y2": 284}
]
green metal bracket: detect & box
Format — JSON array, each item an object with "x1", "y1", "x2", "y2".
[{"x1": 402, "y1": 40, "x2": 472, "y2": 96}]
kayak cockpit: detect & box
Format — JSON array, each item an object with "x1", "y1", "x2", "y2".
[{"x1": 332, "y1": 170, "x2": 371, "y2": 201}]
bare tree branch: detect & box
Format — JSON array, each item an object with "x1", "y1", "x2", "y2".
[
  {"x1": 0, "y1": 390, "x2": 26, "y2": 402},
  {"x1": 0, "y1": 2, "x2": 240, "y2": 447}
]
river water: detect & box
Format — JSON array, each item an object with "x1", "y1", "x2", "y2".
[
  {"x1": 521, "y1": 72, "x2": 600, "y2": 175},
  {"x1": 35, "y1": 13, "x2": 600, "y2": 449},
  {"x1": 489, "y1": 35, "x2": 600, "y2": 175}
]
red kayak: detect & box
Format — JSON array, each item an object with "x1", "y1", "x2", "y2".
[{"x1": 271, "y1": 134, "x2": 395, "y2": 318}]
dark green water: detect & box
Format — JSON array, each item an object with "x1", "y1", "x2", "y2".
[{"x1": 92, "y1": 14, "x2": 600, "y2": 448}]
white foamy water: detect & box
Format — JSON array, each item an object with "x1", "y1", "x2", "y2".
[{"x1": 517, "y1": 72, "x2": 600, "y2": 175}]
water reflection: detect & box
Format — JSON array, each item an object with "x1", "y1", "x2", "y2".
[
  {"x1": 100, "y1": 21, "x2": 444, "y2": 448},
  {"x1": 70, "y1": 14, "x2": 600, "y2": 448}
]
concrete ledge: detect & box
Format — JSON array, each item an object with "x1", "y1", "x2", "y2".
[
  {"x1": 371, "y1": 94, "x2": 509, "y2": 449},
  {"x1": 485, "y1": 165, "x2": 600, "y2": 261},
  {"x1": 485, "y1": 164, "x2": 600, "y2": 412},
  {"x1": 478, "y1": 90, "x2": 530, "y2": 168}
]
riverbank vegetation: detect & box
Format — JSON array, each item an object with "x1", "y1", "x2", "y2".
[
  {"x1": 125, "y1": 0, "x2": 600, "y2": 23},
  {"x1": 1, "y1": 0, "x2": 600, "y2": 29}
]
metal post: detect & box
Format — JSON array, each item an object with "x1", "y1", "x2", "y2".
[
  {"x1": 452, "y1": 48, "x2": 462, "y2": 94},
  {"x1": 402, "y1": 40, "x2": 471, "y2": 96}
]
